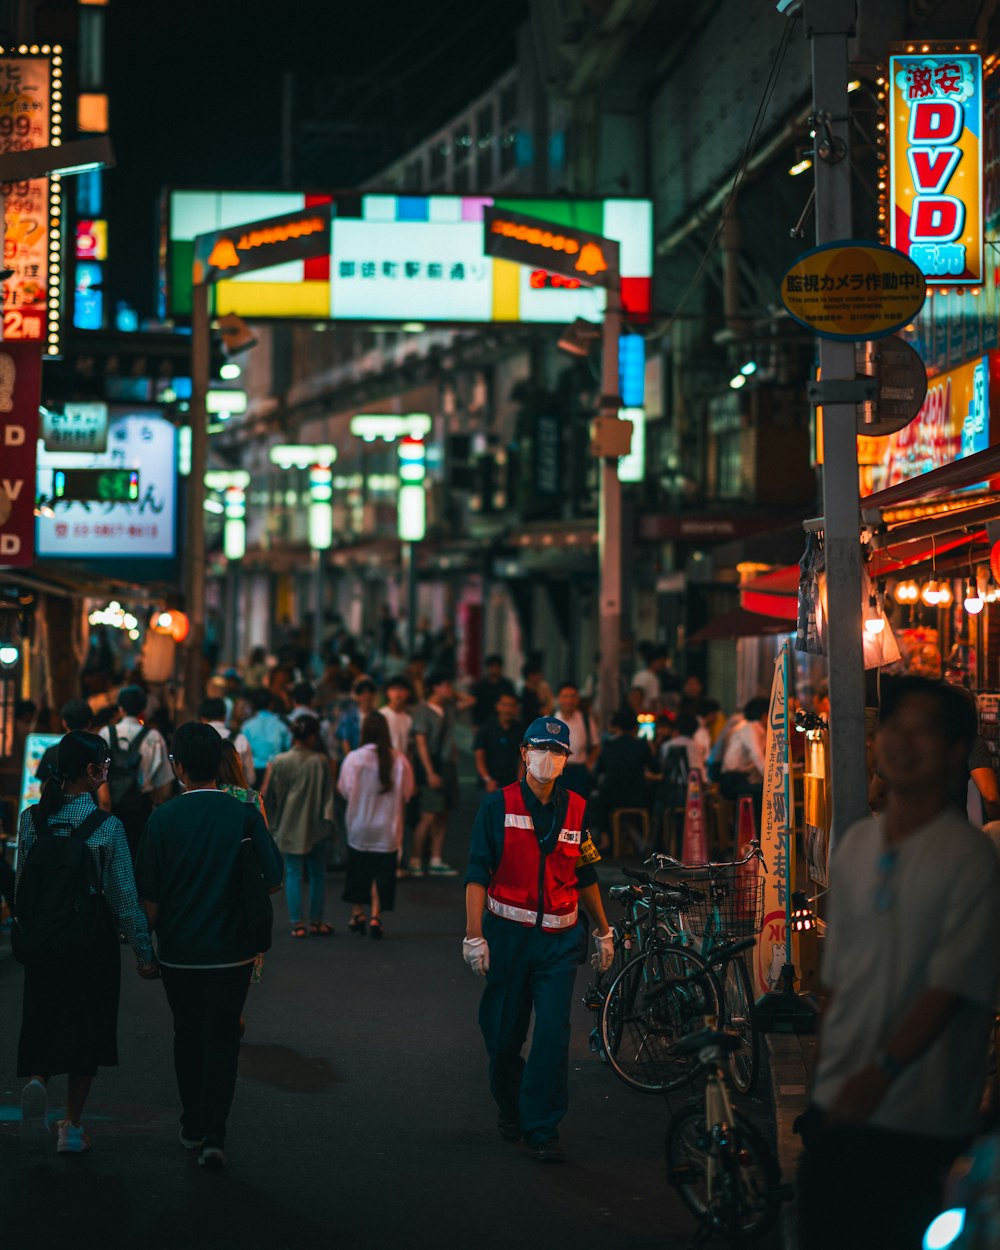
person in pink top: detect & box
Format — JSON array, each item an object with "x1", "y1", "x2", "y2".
[{"x1": 338, "y1": 713, "x2": 414, "y2": 939}]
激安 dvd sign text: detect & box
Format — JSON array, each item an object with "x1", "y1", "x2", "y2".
[{"x1": 889, "y1": 48, "x2": 983, "y2": 285}]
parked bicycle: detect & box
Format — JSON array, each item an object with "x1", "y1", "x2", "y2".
[
  {"x1": 594, "y1": 840, "x2": 766, "y2": 1095},
  {"x1": 650, "y1": 939, "x2": 791, "y2": 1246},
  {"x1": 647, "y1": 839, "x2": 766, "y2": 1094},
  {"x1": 597, "y1": 874, "x2": 723, "y2": 1093}
]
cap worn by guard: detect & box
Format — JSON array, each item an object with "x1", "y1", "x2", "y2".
[{"x1": 522, "y1": 716, "x2": 571, "y2": 753}]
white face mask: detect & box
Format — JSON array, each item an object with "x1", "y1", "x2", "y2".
[{"x1": 526, "y1": 750, "x2": 567, "y2": 782}]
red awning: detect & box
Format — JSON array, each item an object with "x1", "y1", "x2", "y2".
[
  {"x1": 688, "y1": 608, "x2": 793, "y2": 643},
  {"x1": 739, "y1": 565, "x2": 799, "y2": 620},
  {"x1": 860, "y1": 444, "x2": 1000, "y2": 516}
]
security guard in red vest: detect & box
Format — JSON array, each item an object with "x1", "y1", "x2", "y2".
[{"x1": 463, "y1": 716, "x2": 614, "y2": 1163}]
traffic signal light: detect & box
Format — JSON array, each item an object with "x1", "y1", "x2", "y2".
[{"x1": 398, "y1": 437, "x2": 426, "y2": 541}]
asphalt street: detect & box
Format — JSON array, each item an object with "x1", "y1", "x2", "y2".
[{"x1": 0, "y1": 803, "x2": 780, "y2": 1250}]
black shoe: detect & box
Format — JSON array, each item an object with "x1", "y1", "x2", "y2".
[
  {"x1": 497, "y1": 1114, "x2": 521, "y2": 1142},
  {"x1": 526, "y1": 1137, "x2": 564, "y2": 1164}
]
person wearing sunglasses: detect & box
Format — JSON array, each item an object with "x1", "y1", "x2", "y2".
[{"x1": 798, "y1": 677, "x2": 1000, "y2": 1250}]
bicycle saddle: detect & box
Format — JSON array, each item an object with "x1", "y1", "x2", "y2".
[
  {"x1": 608, "y1": 885, "x2": 641, "y2": 901},
  {"x1": 672, "y1": 1027, "x2": 744, "y2": 1057}
]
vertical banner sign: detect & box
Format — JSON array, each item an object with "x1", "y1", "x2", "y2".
[
  {"x1": 755, "y1": 642, "x2": 795, "y2": 997},
  {"x1": 0, "y1": 341, "x2": 43, "y2": 566},
  {"x1": 890, "y1": 48, "x2": 983, "y2": 284},
  {"x1": 681, "y1": 769, "x2": 709, "y2": 864},
  {"x1": 0, "y1": 52, "x2": 56, "y2": 341}
]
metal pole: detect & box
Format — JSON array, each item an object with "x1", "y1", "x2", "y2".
[
  {"x1": 403, "y1": 540, "x2": 417, "y2": 658},
  {"x1": 597, "y1": 291, "x2": 623, "y2": 725},
  {"x1": 183, "y1": 281, "x2": 210, "y2": 716},
  {"x1": 312, "y1": 547, "x2": 324, "y2": 676},
  {"x1": 805, "y1": 0, "x2": 869, "y2": 846}
]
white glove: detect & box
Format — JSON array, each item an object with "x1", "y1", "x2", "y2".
[
  {"x1": 463, "y1": 936, "x2": 490, "y2": 976},
  {"x1": 591, "y1": 928, "x2": 615, "y2": 974}
]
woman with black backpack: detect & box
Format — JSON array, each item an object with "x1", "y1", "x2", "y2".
[{"x1": 13, "y1": 730, "x2": 158, "y2": 1155}]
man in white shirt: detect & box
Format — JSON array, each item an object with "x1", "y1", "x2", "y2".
[
  {"x1": 198, "y1": 697, "x2": 255, "y2": 786},
  {"x1": 378, "y1": 676, "x2": 414, "y2": 757},
  {"x1": 720, "y1": 696, "x2": 767, "y2": 823},
  {"x1": 100, "y1": 685, "x2": 174, "y2": 856},
  {"x1": 555, "y1": 682, "x2": 600, "y2": 798},
  {"x1": 630, "y1": 649, "x2": 666, "y2": 712},
  {"x1": 798, "y1": 677, "x2": 1000, "y2": 1250}
]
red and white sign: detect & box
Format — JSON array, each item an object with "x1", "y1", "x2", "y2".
[
  {"x1": 0, "y1": 341, "x2": 43, "y2": 566},
  {"x1": 0, "y1": 53, "x2": 56, "y2": 343}
]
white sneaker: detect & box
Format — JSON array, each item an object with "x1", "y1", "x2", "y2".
[
  {"x1": 56, "y1": 1119, "x2": 91, "y2": 1153},
  {"x1": 428, "y1": 861, "x2": 457, "y2": 877},
  {"x1": 20, "y1": 1079, "x2": 49, "y2": 1148},
  {"x1": 198, "y1": 1144, "x2": 225, "y2": 1169},
  {"x1": 179, "y1": 1129, "x2": 205, "y2": 1150}
]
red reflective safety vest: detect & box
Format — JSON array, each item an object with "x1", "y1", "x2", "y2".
[{"x1": 486, "y1": 782, "x2": 586, "y2": 932}]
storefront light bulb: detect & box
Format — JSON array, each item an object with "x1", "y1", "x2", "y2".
[
  {"x1": 964, "y1": 580, "x2": 984, "y2": 614},
  {"x1": 865, "y1": 616, "x2": 885, "y2": 635},
  {"x1": 728, "y1": 373, "x2": 747, "y2": 390}
]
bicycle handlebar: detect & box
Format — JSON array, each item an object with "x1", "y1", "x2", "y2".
[
  {"x1": 616, "y1": 868, "x2": 705, "y2": 904},
  {"x1": 644, "y1": 838, "x2": 768, "y2": 876}
]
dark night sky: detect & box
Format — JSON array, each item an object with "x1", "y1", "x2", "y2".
[{"x1": 105, "y1": 0, "x2": 530, "y2": 318}]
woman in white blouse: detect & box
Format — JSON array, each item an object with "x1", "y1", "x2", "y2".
[{"x1": 338, "y1": 712, "x2": 415, "y2": 939}]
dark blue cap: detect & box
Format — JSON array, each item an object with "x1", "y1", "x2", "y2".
[{"x1": 522, "y1": 716, "x2": 571, "y2": 753}]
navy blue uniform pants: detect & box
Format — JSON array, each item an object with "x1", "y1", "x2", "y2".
[{"x1": 478, "y1": 912, "x2": 579, "y2": 1147}]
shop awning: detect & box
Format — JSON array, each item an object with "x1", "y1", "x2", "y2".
[
  {"x1": 687, "y1": 608, "x2": 793, "y2": 643},
  {"x1": 860, "y1": 444, "x2": 1000, "y2": 518},
  {"x1": 739, "y1": 565, "x2": 799, "y2": 620}
]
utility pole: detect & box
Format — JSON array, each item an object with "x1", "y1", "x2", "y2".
[
  {"x1": 597, "y1": 290, "x2": 624, "y2": 725},
  {"x1": 183, "y1": 281, "x2": 210, "y2": 716},
  {"x1": 804, "y1": 0, "x2": 869, "y2": 843}
]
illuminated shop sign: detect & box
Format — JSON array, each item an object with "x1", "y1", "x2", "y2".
[
  {"x1": 863, "y1": 352, "x2": 996, "y2": 495},
  {"x1": 889, "y1": 48, "x2": 983, "y2": 284},
  {"x1": 0, "y1": 46, "x2": 64, "y2": 353},
  {"x1": 36, "y1": 411, "x2": 177, "y2": 558},
  {"x1": 194, "y1": 202, "x2": 333, "y2": 283},
  {"x1": 483, "y1": 205, "x2": 619, "y2": 289},
  {"x1": 165, "y1": 190, "x2": 653, "y2": 325}
]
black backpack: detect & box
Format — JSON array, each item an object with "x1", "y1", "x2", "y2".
[
  {"x1": 239, "y1": 806, "x2": 273, "y2": 953},
  {"x1": 12, "y1": 808, "x2": 107, "y2": 964},
  {"x1": 108, "y1": 725, "x2": 151, "y2": 813}
]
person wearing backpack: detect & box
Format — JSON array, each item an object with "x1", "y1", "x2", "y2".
[
  {"x1": 99, "y1": 686, "x2": 173, "y2": 858},
  {"x1": 13, "y1": 730, "x2": 157, "y2": 1155}
]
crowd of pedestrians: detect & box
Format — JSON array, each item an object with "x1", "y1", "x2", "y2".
[{"x1": 11, "y1": 614, "x2": 1000, "y2": 1247}]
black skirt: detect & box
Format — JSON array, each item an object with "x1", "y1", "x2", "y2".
[
  {"x1": 17, "y1": 904, "x2": 121, "y2": 1078},
  {"x1": 342, "y1": 848, "x2": 398, "y2": 911}
]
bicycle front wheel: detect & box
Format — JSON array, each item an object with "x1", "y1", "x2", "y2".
[
  {"x1": 666, "y1": 1104, "x2": 782, "y2": 1242},
  {"x1": 719, "y1": 953, "x2": 760, "y2": 1096},
  {"x1": 600, "y1": 946, "x2": 720, "y2": 1094}
]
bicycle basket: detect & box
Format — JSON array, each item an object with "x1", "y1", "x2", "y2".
[{"x1": 679, "y1": 869, "x2": 765, "y2": 940}]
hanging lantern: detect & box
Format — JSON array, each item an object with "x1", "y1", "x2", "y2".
[
  {"x1": 150, "y1": 609, "x2": 190, "y2": 643},
  {"x1": 991, "y1": 540, "x2": 1000, "y2": 584},
  {"x1": 936, "y1": 580, "x2": 953, "y2": 608}
]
